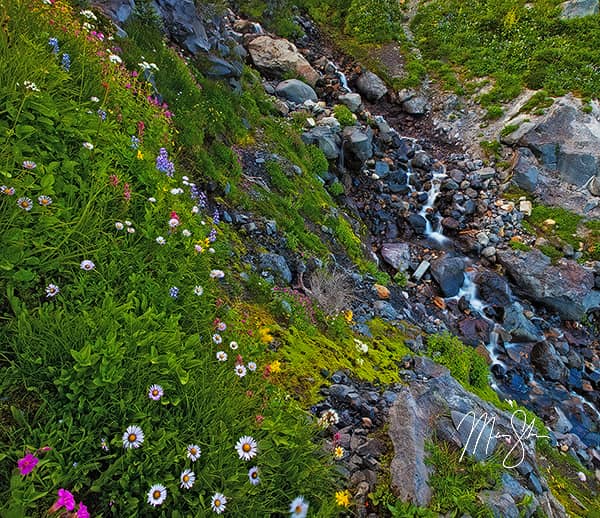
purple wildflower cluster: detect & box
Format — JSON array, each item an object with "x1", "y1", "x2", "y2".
[
  {"x1": 156, "y1": 148, "x2": 175, "y2": 177},
  {"x1": 212, "y1": 209, "x2": 220, "y2": 225},
  {"x1": 61, "y1": 53, "x2": 71, "y2": 71},
  {"x1": 130, "y1": 135, "x2": 140, "y2": 149},
  {"x1": 208, "y1": 228, "x2": 217, "y2": 243},
  {"x1": 97, "y1": 109, "x2": 106, "y2": 121},
  {"x1": 48, "y1": 37, "x2": 59, "y2": 54},
  {"x1": 190, "y1": 184, "x2": 207, "y2": 208}
]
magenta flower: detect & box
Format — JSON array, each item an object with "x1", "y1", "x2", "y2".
[
  {"x1": 49, "y1": 488, "x2": 76, "y2": 512},
  {"x1": 76, "y1": 502, "x2": 90, "y2": 518},
  {"x1": 17, "y1": 453, "x2": 39, "y2": 475}
]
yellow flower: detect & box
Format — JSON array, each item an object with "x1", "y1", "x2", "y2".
[
  {"x1": 269, "y1": 360, "x2": 281, "y2": 373},
  {"x1": 333, "y1": 446, "x2": 344, "y2": 459},
  {"x1": 136, "y1": 150, "x2": 144, "y2": 160},
  {"x1": 335, "y1": 490, "x2": 351, "y2": 507},
  {"x1": 259, "y1": 327, "x2": 273, "y2": 344},
  {"x1": 343, "y1": 310, "x2": 353, "y2": 323}
]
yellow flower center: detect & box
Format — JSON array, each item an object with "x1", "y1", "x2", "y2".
[
  {"x1": 152, "y1": 389, "x2": 158, "y2": 396},
  {"x1": 128, "y1": 433, "x2": 137, "y2": 442},
  {"x1": 295, "y1": 505, "x2": 303, "y2": 513},
  {"x1": 190, "y1": 448, "x2": 197, "y2": 455},
  {"x1": 153, "y1": 490, "x2": 161, "y2": 499},
  {"x1": 183, "y1": 475, "x2": 189, "y2": 482},
  {"x1": 20, "y1": 201, "x2": 29, "y2": 207},
  {"x1": 214, "y1": 499, "x2": 221, "y2": 507},
  {"x1": 251, "y1": 471, "x2": 258, "y2": 478},
  {"x1": 242, "y1": 443, "x2": 251, "y2": 452}
]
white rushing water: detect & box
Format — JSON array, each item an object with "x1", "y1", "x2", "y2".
[
  {"x1": 419, "y1": 168, "x2": 450, "y2": 245},
  {"x1": 252, "y1": 22, "x2": 264, "y2": 34}
]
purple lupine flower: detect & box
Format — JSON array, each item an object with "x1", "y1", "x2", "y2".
[
  {"x1": 48, "y1": 37, "x2": 59, "y2": 54},
  {"x1": 190, "y1": 184, "x2": 207, "y2": 208},
  {"x1": 169, "y1": 286, "x2": 179, "y2": 298},
  {"x1": 61, "y1": 53, "x2": 71, "y2": 71},
  {"x1": 155, "y1": 148, "x2": 175, "y2": 177},
  {"x1": 212, "y1": 208, "x2": 220, "y2": 225},
  {"x1": 208, "y1": 228, "x2": 217, "y2": 243},
  {"x1": 97, "y1": 109, "x2": 106, "y2": 121},
  {"x1": 130, "y1": 136, "x2": 140, "y2": 149}
]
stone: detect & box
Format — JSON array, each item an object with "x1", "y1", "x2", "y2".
[
  {"x1": 517, "y1": 95, "x2": 600, "y2": 186},
  {"x1": 552, "y1": 407, "x2": 573, "y2": 434},
  {"x1": 560, "y1": 0, "x2": 599, "y2": 20},
  {"x1": 589, "y1": 176, "x2": 600, "y2": 196},
  {"x1": 381, "y1": 243, "x2": 411, "y2": 272},
  {"x1": 530, "y1": 341, "x2": 568, "y2": 382},
  {"x1": 247, "y1": 36, "x2": 320, "y2": 86},
  {"x1": 343, "y1": 126, "x2": 374, "y2": 163},
  {"x1": 503, "y1": 302, "x2": 543, "y2": 342},
  {"x1": 373, "y1": 284, "x2": 390, "y2": 299},
  {"x1": 258, "y1": 253, "x2": 292, "y2": 284},
  {"x1": 451, "y1": 410, "x2": 498, "y2": 461},
  {"x1": 476, "y1": 270, "x2": 512, "y2": 307},
  {"x1": 356, "y1": 71, "x2": 388, "y2": 101},
  {"x1": 275, "y1": 79, "x2": 317, "y2": 104},
  {"x1": 301, "y1": 126, "x2": 341, "y2": 160},
  {"x1": 338, "y1": 93, "x2": 362, "y2": 113},
  {"x1": 519, "y1": 200, "x2": 533, "y2": 216},
  {"x1": 481, "y1": 246, "x2": 497, "y2": 258},
  {"x1": 430, "y1": 256, "x2": 465, "y2": 297},
  {"x1": 497, "y1": 248, "x2": 600, "y2": 321},
  {"x1": 513, "y1": 148, "x2": 541, "y2": 192},
  {"x1": 411, "y1": 150, "x2": 431, "y2": 169},
  {"x1": 478, "y1": 490, "x2": 520, "y2": 518},
  {"x1": 373, "y1": 301, "x2": 398, "y2": 320},
  {"x1": 402, "y1": 95, "x2": 429, "y2": 115},
  {"x1": 408, "y1": 214, "x2": 427, "y2": 235},
  {"x1": 412, "y1": 260, "x2": 431, "y2": 281}
]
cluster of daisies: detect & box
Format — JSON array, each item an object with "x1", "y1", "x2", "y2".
[
  {"x1": 1, "y1": 161, "x2": 54, "y2": 212},
  {"x1": 212, "y1": 320, "x2": 258, "y2": 378}
]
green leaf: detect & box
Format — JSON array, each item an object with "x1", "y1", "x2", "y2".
[
  {"x1": 15, "y1": 125, "x2": 36, "y2": 139},
  {"x1": 12, "y1": 269, "x2": 35, "y2": 282},
  {"x1": 40, "y1": 174, "x2": 55, "y2": 191}
]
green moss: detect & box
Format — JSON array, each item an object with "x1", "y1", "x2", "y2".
[
  {"x1": 500, "y1": 123, "x2": 520, "y2": 137},
  {"x1": 528, "y1": 205, "x2": 582, "y2": 247},
  {"x1": 538, "y1": 244, "x2": 563, "y2": 263},
  {"x1": 333, "y1": 104, "x2": 355, "y2": 127},
  {"x1": 510, "y1": 241, "x2": 532, "y2": 252}
]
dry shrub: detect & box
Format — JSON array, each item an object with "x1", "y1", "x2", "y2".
[{"x1": 306, "y1": 268, "x2": 355, "y2": 316}]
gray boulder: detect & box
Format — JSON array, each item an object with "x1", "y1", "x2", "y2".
[
  {"x1": 301, "y1": 126, "x2": 341, "y2": 160},
  {"x1": 560, "y1": 0, "x2": 599, "y2": 19},
  {"x1": 530, "y1": 341, "x2": 568, "y2": 382},
  {"x1": 338, "y1": 93, "x2": 362, "y2": 113},
  {"x1": 402, "y1": 95, "x2": 429, "y2": 115},
  {"x1": 343, "y1": 126, "x2": 373, "y2": 163},
  {"x1": 275, "y1": 79, "x2": 317, "y2": 104},
  {"x1": 355, "y1": 71, "x2": 388, "y2": 101},
  {"x1": 503, "y1": 302, "x2": 543, "y2": 342},
  {"x1": 517, "y1": 95, "x2": 600, "y2": 186},
  {"x1": 381, "y1": 242, "x2": 411, "y2": 272},
  {"x1": 513, "y1": 148, "x2": 540, "y2": 192},
  {"x1": 430, "y1": 256, "x2": 465, "y2": 297},
  {"x1": 247, "y1": 36, "x2": 320, "y2": 86},
  {"x1": 497, "y1": 248, "x2": 600, "y2": 320},
  {"x1": 259, "y1": 253, "x2": 292, "y2": 284}
]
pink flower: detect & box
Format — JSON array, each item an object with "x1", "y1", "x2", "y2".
[
  {"x1": 17, "y1": 453, "x2": 39, "y2": 475},
  {"x1": 76, "y1": 502, "x2": 89, "y2": 518},
  {"x1": 49, "y1": 488, "x2": 76, "y2": 513},
  {"x1": 109, "y1": 174, "x2": 119, "y2": 187}
]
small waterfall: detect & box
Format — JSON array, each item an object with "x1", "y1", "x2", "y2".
[
  {"x1": 419, "y1": 169, "x2": 449, "y2": 245},
  {"x1": 329, "y1": 62, "x2": 351, "y2": 92},
  {"x1": 252, "y1": 22, "x2": 264, "y2": 34}
]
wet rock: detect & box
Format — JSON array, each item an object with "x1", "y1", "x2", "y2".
[
  {"x1": 530, "y1": 341, "x2": 568, "y2": 382},
  {"x1": 380, "y1": 243, "x2": 411, "y2": 272},
  {"x1": 343, "y1": 126, "x2": 374, "y2": 163},
  {"x1": 205, "y1": 54, "x2": 243, "y2": 79},
  {"x1": 476, "y1": 270, "x2": 512, "y2": 307},
  {"x1": 452, "y1": 410, "x2": 498, "y2": 461},
  {"x1": 355, "y1": 71, "x2": 387, "y2": 101},
  {"x1": 430, "y1": 256, "x2": 465, "y2": 297},
  {"x1": 301, "y1": 126, "x2": 341, "y2": 159},
  {"x1": 411, "y1": 150, "x2": 431, "y2": 169},
  {"x1": 258, "y1": 253, "x2": 292, "y2": 284},
  {"x1": 478, "y1": 490, "x2": 520, "y2": 518},
  {"x1": 373, "y1": 301, "x2": 398, "y2": 320},
  {"x1": 413, "y1": 260, "x2": 431, "y2": 281},
  {"x1": 497, "y1": 248, "x2": 600, "y2": 321},
  {"x1": 408, "y1": 214, "x2": 427, "y2": 235},
  {"x1": 513, "y1": 148, "x2": 541, "y2": 192},
  {"x1": 247, "y1": 36, "x2": 319, "y2": 86},
  {"x1": 503, "y1": 302, "x2": 543, "y2": 342},
  {"x1": 402, "y1": 95, "x2": 429, "y2": 115},
  {"x1": 338, "y1": 92, "x2": 362, "y2": 113},
  {"x1": 275, "y1": 79, "x2": 317, "y2": 104}
]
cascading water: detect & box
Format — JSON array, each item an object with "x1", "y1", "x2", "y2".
[
  {"x1": 251, "y1": 22, "x2": 264, "y2": 34},
  {"x1": 418, "y1": 168, "x2": 449, "y2": 245}
]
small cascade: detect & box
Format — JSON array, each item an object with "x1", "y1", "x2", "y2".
[
  {"x1": 251, "y1": 22, "x2": 264, "y2": 34},
  {"x1": 418, "y1": 168, "x2": 449, "y2": 245},
  {"x1": 330, "y1": 62, "x2": 351, "y2": 92}
]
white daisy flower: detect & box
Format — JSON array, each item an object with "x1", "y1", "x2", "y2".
[
  {"x1": 80, "y1": 260, "x2": 95, "y2": 271},
  {"x1": 115, "y1": 221, "x2": 124, "y2": 230},
  {"x1": 124, "y1": 220, "x2": 132, "y2": 227},
  {"x1": 45, "y1": 283, "x2": 60, "y2": 298},
  {"x1": 248, "y1": 361, "x2": 257, "y2": 372},
  {"x1": 156, "y1": 236, "x2": 166, "y2": 245},
  {"x1": 168, "y1": 218, "x2": 179, "y2": 228},
  {"x1": 90, "y1": 96, "x2": 100, "y2": 102},
  {"x1": 194, "y1": 285, "x2": 204, "y2": 296},
  {"x1": 148, "y1": 197, "x2": 157, "y2": 203},
  {"x1": 290, "y1": 496, "x2": 309, "y2": 518},
  {"x1": 147, "y1": 484, "x2": 167, "y2": 507},
  {"x1": 235, "y1": 435, "x2": 258, "y2": 461},
  {"x1": 229, "y1": 341, "x2": 238, "y2": 350},
  {"x1": 186, "y1": 444, "x2": 201, "y2": 462},
  {"x1": 208, "y1": 247, "x2": 215, "y2": 254},
  {"x1": 210, "y1": 269, "x2": 225, "y2": 279},
  {"x1": 148, "y1": 384, "x2": 163, "y2": 400},
  {"x1": 180, "y1": 469, "x2": 195, "y2": 489},
  {"x1": 217, "y1": 322, "x2": 227, "y2": 332},
  {"x1": 248, "y1": 466, "x2": 260, "y2": 485},
  {"x1": 216, "y1": 351, "x2": 228, "y2": 362},
  {"x1": 170, "y1": 188, "x2": 183, "y2": 195},
  {"x1": 191, "y1": 205, "x2": 200, "y2": 214},
  {"x1": 122, "y1": 425, "x2": 144, "y2": 449},
  {"x1": 182, "y1": 229, "x2": 192, "y2": 237},
  {"x1": 212, "y1": 333, "x2": 222, "y2": 344},
  {"x1": 108, "y1": 54, "x2": 122, "y2": 64},
  {"x1": 234, "y1": 365, "x2": 247, "y2": 378},
  {"x1": 211, "y1": 493, "x2": 227, "y2": 514},
  {"x1": 127, "y1": 227, "x2": 136, "y2": 234},
  {"x1": 82, "y1": 141, "x2": 94, "y2": 150}
]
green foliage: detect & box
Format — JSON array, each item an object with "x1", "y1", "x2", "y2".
[
  {"x1": 412, "y1": 0, "x2": 600, "y2": 99},
  {"x1": 426, "y1": 441, "x2": 501, "y2": 517},
  {"x1": 500, "y1": 123, "x2": 520, "y2": 137},
  {"x1": 528, "y1": 205, "x2": 582, "y2": 246},
  {"x1": 509, "y1": 241, "x2": 532, "y2": 252},
  {"x1": 519, "y1": 90, "x2": 554, "y2": 114},
  {"x1": 333, "y1": 104, "x2": 355, "y2": 127},
  {"x1": 485, "y1": 105, "x2": 504, "y2": 119},
  {"x1": 344, "y1": 0, "x2": 402, "y2": 43},
  {"x1": 327, "y1": 180, "x2": 345, "y2": 197},
  {"x1": 538, "y1": 244, "x2": 563, "y2": 263},
  {"x1": 426, "y1": 333, "x2": 489, "y2": 391}
]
